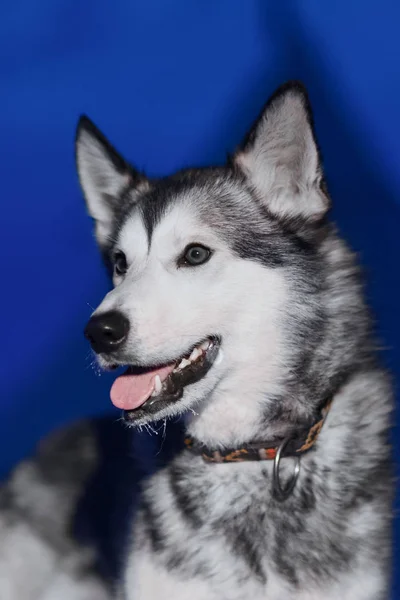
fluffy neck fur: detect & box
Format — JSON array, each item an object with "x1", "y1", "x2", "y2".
[{"x1": 186, "y1": 225, "x2": 374, "y2": 449}]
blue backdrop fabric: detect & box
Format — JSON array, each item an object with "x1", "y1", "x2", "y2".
[{"x1": 1, "y1": 0, "x2": 399, "y2": 594}]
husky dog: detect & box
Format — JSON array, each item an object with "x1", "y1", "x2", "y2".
[{"x1": 75, "y1": 82, "x2": 393, "y2": 599}]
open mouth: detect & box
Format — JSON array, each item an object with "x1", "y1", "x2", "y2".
[{"x1": 110, "y1": 336, "x2": 220, "y2": 422}]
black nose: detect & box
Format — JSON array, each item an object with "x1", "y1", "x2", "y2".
[{"x1": 84, "y1": 310, "x2": 130, "y2": 354}]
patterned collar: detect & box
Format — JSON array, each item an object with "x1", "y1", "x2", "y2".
[{"x1": 184, "y1": 399, "x2": 332, "y2": 464}]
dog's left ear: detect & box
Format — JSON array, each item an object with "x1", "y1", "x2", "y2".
[
  {"x1": 75, "y1": 116, "x2": 148, "y2": 248},
  {"x1": 234, "y1": 82, "x2": 330, "y2": 221}
]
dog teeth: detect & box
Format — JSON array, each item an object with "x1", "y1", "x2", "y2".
[
  {"x1": 154, "y1": 375, "x2": 162, "y2": 393},
  {"x1": 189, "y1": 348, "x2": 202, "y2": 362},
  {"x1": 178, "y1": 358, "x2": 191, "y2": 370},
  {"x1": 173, "y1": 339, "x2": 212, "y2": 373}
]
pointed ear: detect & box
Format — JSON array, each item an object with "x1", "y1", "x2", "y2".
[
  {"x1": 234, "y1": 82, "x2": 330, "y2": 222},
  {"x1": 75, "y1": 116, "x2": 148, "y2": 247}
]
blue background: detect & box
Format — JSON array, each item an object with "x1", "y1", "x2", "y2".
[{"x1": 1, "y1": 0, "x2": 399, "y2": 594}]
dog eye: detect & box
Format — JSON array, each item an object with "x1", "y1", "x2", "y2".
[
  {"x1": 180, "y1": 244, "x2": 211, "y2": 267},
  {"x1": 114, "y1": 251, "x2": 127, "y2": 275}
]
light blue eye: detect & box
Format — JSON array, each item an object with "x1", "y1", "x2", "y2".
[{"x1": 182, "y1": 244, "x2": 211, "y2": 267}]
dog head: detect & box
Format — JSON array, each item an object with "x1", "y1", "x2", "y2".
[{"x1": 76, "y1": 82, "x2": 340, "y2": 443}]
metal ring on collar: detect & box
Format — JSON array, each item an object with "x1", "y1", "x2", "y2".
[{"x1": 272, "y1": 437, "x2": 301, "y2": 501}]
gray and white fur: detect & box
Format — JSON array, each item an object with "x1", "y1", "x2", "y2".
[
  {"x1": 0, "y1": 81, "x2": 391, "y2": 600},
  {"x1": 0, "y1": 422, "x2": 111, "y2": 600},
  {"x1": 74, "y1": 82, "x2": 393, "y2": 599},
  {"x1": 75, "y1": 81, "x2": 394, "y2": 599}
]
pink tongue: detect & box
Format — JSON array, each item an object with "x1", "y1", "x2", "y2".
[{"x1": 110, "y1": 364, "x2": 176, "y2": 410}]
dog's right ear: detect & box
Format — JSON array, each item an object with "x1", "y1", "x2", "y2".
[{"x1": 75, "y1": 116, "x2": 148, "y2": 248}]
